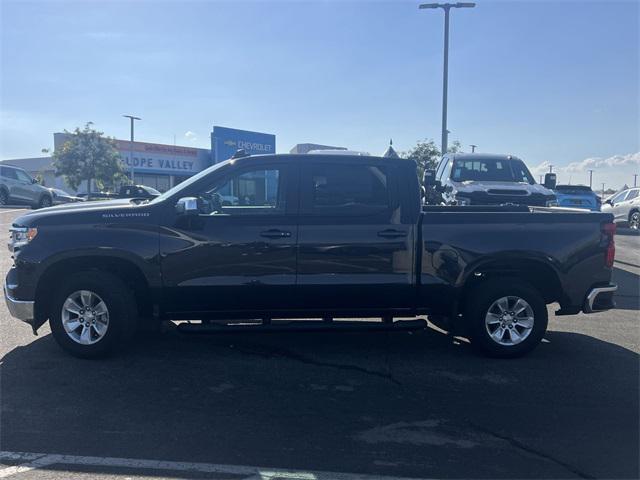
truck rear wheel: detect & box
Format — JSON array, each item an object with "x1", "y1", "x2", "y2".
[
  {"x1": 49, "y1": 271, "x2": 137, "y2": 358},
  {"x1": 465, "y1": 279, "x2": 547, "y2": 358}
]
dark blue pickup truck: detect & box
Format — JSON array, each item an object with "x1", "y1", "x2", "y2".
[{"x1": 4, "y1": 154, "x2": 617, "y2": 358}]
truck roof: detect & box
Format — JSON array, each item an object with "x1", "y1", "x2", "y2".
[
  {"x1": 226, "y1": 153, "x2": 416, "y2": 165},
  {"x1": 449, "y1": 153, "x2": 522, "y2": 162}
]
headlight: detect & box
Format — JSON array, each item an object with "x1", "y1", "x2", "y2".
[
  {"x1": 456, "y1": 196, "x2": 471, "y2": 206},
  {"x1": 8, "y1": 226, "x2": 38, "y2": 252},
  {"x1": 546, "y1": 200, "x2": 558, "y2": 207}
]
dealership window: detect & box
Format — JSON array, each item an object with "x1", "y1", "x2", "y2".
[{"x1": 133, "y1": 174, "x2": 171, "y2": 192}]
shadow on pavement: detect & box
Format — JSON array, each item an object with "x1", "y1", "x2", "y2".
[
  {"x1": 1, "y1": 326, "x2": 638, "y2": 479},
  {"x1": 612, "y1": 266, "x2": 640, "y2": 310},
  {"x1": 616, "y1": 228, "x2": 640, "y2": 237}
]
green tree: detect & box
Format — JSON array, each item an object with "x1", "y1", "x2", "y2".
[
  {"x1": 52, "y1": 123, "x2": 126, "y2": 192},
  {"x1": 401, "y1": 139, "x2": 462, "y2": 179}
]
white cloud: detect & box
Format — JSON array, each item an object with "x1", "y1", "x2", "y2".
[
  {"x1": 530, "y1": 152, "x2": 640, "y2": 189},
  {"x1": 563, "y1": 152, "x2": 640, "y2": 173},
  {"x1": 184, "y1": 131, "x2": 197, "y2": 142},
  {"x1": 530, "y1": 160, "x2": 553, "y2": 176}
]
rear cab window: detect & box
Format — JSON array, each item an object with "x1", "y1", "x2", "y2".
[{"x1": 301, "y1": 162, "x2": 396, "y2": 217}]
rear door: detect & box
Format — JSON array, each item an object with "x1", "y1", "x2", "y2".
[
  {"x1": 1, "y1": 167, "x2": 25, "y2": 202},
  {"x1": 296, "y1": 160, "x2": 414, "y2": 313}
]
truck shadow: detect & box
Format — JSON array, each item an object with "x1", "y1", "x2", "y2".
[
  {"x1": 1, "y1": 326, "x2": 638, "y2": 479},
  {"x1": 613, "y1": 266, "x2": 640, "y2": 310}
]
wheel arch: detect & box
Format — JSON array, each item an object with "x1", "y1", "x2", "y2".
[
  {"x1": 459, "y1": 256, "x2": 563, "y2": 306},
  {"x1": 35, "y1": 254, "x2": 155, "y2": 324}
]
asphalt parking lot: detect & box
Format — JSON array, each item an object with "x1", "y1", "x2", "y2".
[{"x1": 0, "y1": 207, "x2": 638, "y2": 479}]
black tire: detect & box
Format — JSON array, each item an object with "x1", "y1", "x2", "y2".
[
  {"x1": 49, "y1": 271, "x2": 138, "y2": 358},
  {"x1": 464, "y1": 279, "x2": 548, "y2": 358},
  {"x1": 629, "y1": 210, "x2": 640, "y2": 230},
  {"x1": 0, "y1": 189, "x2": 8, "y2": 206},
  {"x1": 37, "y1": 195, "x2": 52, "y2": 209}
]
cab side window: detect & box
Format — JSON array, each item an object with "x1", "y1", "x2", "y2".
[
  {"x1": 611, "y1": 191, "x2": 629, "y2": 204},
  {"x1": 626, "y1": 189, "x2": 639, "y2": 201},
  {"x1": 305, "y1": 163, "x2": 392, "y2": 216},
  {"x1": 195, "y1": 167, "x2": 286, "y2": 216},
  {"x1": 15, "y1": 170, "x2": 32, "y2": 183},
  {"x1": 1, "y1": 167, "x2": 17, "y2": 180}
]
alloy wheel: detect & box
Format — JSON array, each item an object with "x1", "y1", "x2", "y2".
[
  {"x1": 61, "y1": 290, "x2": 110, "y2": 345},
  {"x1": 484, "y1": 296, "x2": 535, "y2": 346}
]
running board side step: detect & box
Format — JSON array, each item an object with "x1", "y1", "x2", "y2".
[{"x1": 177, "y1": 319, "x2": 428, "y2": 335}]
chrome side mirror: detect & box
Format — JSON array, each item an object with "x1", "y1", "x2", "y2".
[{"x1": 175, "y1": 197, "x2": 199, "y2": 215}]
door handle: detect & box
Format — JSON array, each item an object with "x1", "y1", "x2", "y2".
[
  {"x1": 377, "y1": 229, "x2": 408, "y2": 239},
  {"x1": 260, "y1": 229, "x2": 291, "y2": 239}
]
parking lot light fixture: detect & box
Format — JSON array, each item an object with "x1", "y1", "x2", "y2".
[
  {"x1": 123, "y1": 115, "x2": 141, "y2": 184},
  {"x1": 419, "y1": 2, "x2": 476, "y2": 156}
]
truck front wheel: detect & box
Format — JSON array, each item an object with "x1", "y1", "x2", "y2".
[
  {"x1": 465, "y1": 279, "x2": 548, "y2": 358},
  {"x1": 49, "y1": 271, "x2": 137, "y2": 358}
]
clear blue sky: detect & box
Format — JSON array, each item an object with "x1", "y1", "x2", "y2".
[{"x1": 1, "y1": 0, "x2": 638, "y2": 188}]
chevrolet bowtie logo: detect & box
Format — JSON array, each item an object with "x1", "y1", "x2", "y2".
[{"x1": 223, "y1": 140, "x2": 236, "y2": 147}]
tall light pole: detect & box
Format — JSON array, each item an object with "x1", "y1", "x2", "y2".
[
  {"x1": 548, "y1": 164, "x2": 554, "y2": 173},
  {"x1": 602, "y1": 183, "x2": 606, "y2": 198},
  {"x1": 123, "y1": 115, "x2": 141, "y2": 183},
  {"x1": 634, "y1": 173, "x2": 638, "y2": 187},
  {"x1": 469, "y1": 144, "x2": 477, "y2": 153},
  {"x1": 588, "y1": 169, "x2": 593, "y2": 188},
  {"x1": 419, "y1": 2, "x2": 475, "y2": 156}
]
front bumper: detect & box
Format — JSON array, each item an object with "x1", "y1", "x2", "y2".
[
  {"x1": 583, "y1": 284, "x2": 617, "y2": 313},
  {"x1": 4, "y1": 281, "x2": 34, "y2": 323}
]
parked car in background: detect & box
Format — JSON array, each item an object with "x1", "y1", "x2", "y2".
[
  {"x1": 0, "y1": 164, "x2": 53, "y2": 209},
  {"x1": 553, "y1": 185, "x2": 600, "y2": 211},
  {"x1": 76, "y1": 191, "x2": 119, "y2": 201},
  {"x1": 49, "y1": 188, "x2": 84, "y2": 205},
  {"x1": 601, "y1": 187, "x2": 640, "y2": 230},
  {"x1": 430, "y1": 153, "x2": 557, "y2": 207},
  {"x1": 118, "y1": 184, "x2": 161, "y2": 200},
  {"x1": 218, "y1": 194, "x2": 240, "y2": 206}
]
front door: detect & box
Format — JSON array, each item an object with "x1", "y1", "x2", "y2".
[
  {"x1": 296, "y1": 160, "x2": 414, "y2": 314},
  {"x1": 13, "y1": 169, "x2": 36, "y2": 203},
  {"x1": 160, "y1": 162, "x2": 298, "y2": 317},
  {"x1": 615, "y1": 188, "x2": 639, "y2": 221},
  {"x1": 1, "y1": 167, "x2": 26, "y2": 202}
]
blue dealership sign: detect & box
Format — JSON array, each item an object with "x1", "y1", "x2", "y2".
[{"x1": 211, "y1": 126, "x2": 276, "y2": 164}]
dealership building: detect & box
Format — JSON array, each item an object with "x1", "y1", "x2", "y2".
[{"x1": 1, "y1": 126, "x2": 276, "y2": 194}]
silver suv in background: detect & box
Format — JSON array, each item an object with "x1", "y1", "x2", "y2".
[
  {"x1": 0, "y1": 165, "x2": 53, "y2": 209},
  {"x1": 602, "y1": 187, "x2": 640, "y2": 230}
]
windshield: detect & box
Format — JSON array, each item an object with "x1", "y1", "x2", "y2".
[
  {"x1": 555, "y1": 185, "x2": 593, "y2": 194},
  {"x1": 142, "y1": 186, "x2": 161, "y2": 195},
  {"x1": 451, "y1": 158, "x2": 535, "y2": 184},
  {"x1": 149, "y1": 160, "x2": 231, "y2": 204}
]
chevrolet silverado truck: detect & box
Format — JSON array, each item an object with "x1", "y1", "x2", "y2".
[{"x1": 4, "y1": 154, "x2": 617, "y2": 358}]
